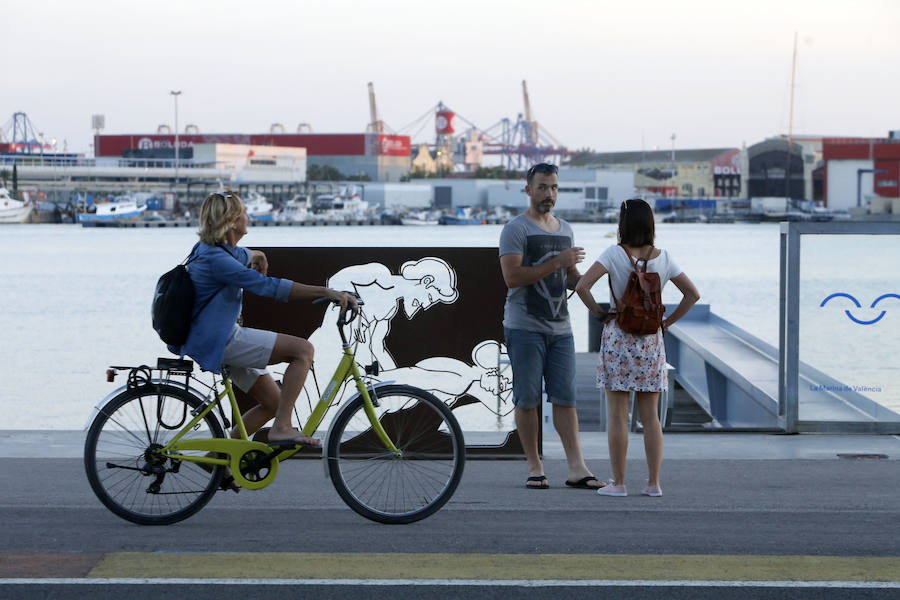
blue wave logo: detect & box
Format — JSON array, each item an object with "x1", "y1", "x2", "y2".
[{"x1": 820, "y1": 293, "x2": 900, "y2": 325}]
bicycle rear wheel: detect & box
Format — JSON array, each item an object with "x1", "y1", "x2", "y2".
[
  {"x1": 84, "y1": 383, "x2": 225, "y2": 525},
  {"x1": 327, "y1": 384, "x2": 465, "y2": 524}
]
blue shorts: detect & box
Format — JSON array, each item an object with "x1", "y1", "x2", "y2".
[{"x1": 504, "y1": 327, "x2": 576, "y2": 410}]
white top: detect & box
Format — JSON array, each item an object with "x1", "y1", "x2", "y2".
[{"x1": 596, "y1": 244, "x2": 682, "y2": 307}]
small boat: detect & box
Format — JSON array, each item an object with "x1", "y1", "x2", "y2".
[
  {"x1": 401, "y1": 211, "x2": 440, "y2": 226},
  {"x1": 244, "y1": 191, "x2": 274, "y2": 221},
  {"x1": 313, "y1": 190, "x2": 372, "y2": 221},
  {"x1": 78, "y1": 195, "x2": 147, "y2": 223},
  {"x1": 275, "y1": 195, "x2": 313, "y2": 222},
  {"x1": 0, "y1": 188, "x2": 33, "y2": 224},
  {"x1": 439, "y1": 207, "x2": 485, "y2": 225}
]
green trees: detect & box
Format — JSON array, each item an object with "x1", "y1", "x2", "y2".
[{"x1": 307, "y1": 164, "x2": 345, "y2": 181}]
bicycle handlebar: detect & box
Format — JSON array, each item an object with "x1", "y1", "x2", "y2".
[{"x1": 312, "y1": 291, "x2": 362, "y2": 328}]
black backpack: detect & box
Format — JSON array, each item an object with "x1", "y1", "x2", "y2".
[{"x1": 152, "y1": 246, "x2": 226, "y2": 346}]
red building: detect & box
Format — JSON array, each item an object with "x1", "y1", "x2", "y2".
[
  {"x1": 822, "y1": 137, "x2": 900, "y2": 210},
  {"x1": 94, "y1": 133, "x2": 412, "y2": 182}
]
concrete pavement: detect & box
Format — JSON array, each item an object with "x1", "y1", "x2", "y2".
[{"x1": 1, "y1": 430, "x2": 898, "y2": 598}]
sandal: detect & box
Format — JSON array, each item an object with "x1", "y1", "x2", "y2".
[
  {"x1": 565, "y1": 476, "x2": 605, "y2": 490},
  {"x1": 525, "y1": 475, "x2": 549, "y2": 490}
]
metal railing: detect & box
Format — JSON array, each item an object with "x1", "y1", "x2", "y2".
[{"x1": 779, "y1": 221, "x2": 900, "y2": 433}]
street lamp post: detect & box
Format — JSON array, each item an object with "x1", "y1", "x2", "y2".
[{"x1": 170, "y1": 90, "x2": 182, "y2": 203}]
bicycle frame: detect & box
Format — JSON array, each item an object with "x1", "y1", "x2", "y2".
[{"x1": 153, "y1": 342, "x2": 400, "y2": 490}]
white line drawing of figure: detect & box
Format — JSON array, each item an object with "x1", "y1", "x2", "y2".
[
  {"x1": 378, "y1": 340, "x2": 515, "y2": 433},
  {"x1": 295, "y1": 257, "x2": 459, "y2": 424},
  {"x1": 325, "y1": 257, "x2": 458, "y2": 369}
]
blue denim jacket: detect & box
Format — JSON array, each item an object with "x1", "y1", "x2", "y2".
[{"x1": 168, "y1": 242, "x2": 292, "y2": 372}]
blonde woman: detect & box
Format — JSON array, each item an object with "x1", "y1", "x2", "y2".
[{"x1": 172, "y1": 191, "x2": 356, "y2": 491}]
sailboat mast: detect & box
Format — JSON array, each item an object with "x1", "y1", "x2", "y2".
[{"x1": 786, "y1": 31, "x2": 798, "y2": 203}]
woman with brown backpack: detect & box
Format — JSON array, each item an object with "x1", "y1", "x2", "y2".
[{"x1": 575, "y1": 199, "x2": 700, "y2": 497}]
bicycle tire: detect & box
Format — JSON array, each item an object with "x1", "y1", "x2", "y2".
[
  {"x1": 84, "y1": 383, "x2": 225, "y2": 525},
  {"x1": 326, "y1": 384, "x2": 465, "y2": 524}
]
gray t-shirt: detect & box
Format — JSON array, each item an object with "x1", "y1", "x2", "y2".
[{"x1": 499, "y1": 214, "x2": 574, "y2": 335}]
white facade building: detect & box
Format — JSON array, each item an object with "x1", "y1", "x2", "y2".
[
  {"x1": 192, "y1": 143, "x2": 307, "y2": 184},
  {"x1": 825, "y1": 159, "x2": 876, "y2": 211},
  {"x1": 363, "y1": 183, "x2": 433, "y2": 209}
]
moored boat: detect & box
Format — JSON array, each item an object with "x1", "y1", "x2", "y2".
[
  {"x1": 400, "y1": 210, "x2": 440, "y2": 226},
  {"x1": 275, "y1": 195, "x2": 313, "y2": 222},
  {"x1": 245, "y1": 190, "x2": 275, "y2": 221},
  {"x1": 78, "y1": 195, "x2": 147, "y2": 223},
  {"x1": 0, "y1": 188, "x2": 33, "y2": 224},
  {"x1": 439, "y1": 207, "x2": 485, "y2": 225}
]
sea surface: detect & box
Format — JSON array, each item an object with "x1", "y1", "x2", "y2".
[{"x1": 1, "y1": 222, "x2": 897, "y2": 429}]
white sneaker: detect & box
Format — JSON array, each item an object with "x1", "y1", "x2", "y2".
[
  {"x1": 641, "y1": 484, "x2": 662, "y2": 497},
  {"x1": 597, "y1": 482, "x2": 627, "y2": 497}
]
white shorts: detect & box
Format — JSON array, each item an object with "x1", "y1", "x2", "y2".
[{"x1": 222, "y1": 325, "x2": 277, "y2": 392}]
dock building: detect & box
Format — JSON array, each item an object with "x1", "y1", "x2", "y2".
[
  {"x1": 566, "y1": 147, "x2": 740, "y2": 200},
  {"x1": 94, "y1": 132, "x2": 411, "y2": 183},
  {"x1": 820, "y1": 133, "x2": 900, "y2": 215}
]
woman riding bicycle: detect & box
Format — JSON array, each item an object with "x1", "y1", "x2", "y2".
[{"x1": 173, "y1": 191, "x2": 356, "y2": 475}]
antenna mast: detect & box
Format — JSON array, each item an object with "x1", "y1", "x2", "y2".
[{"x1": 786, "y1": 31, "x2": 798, "y2": 204}]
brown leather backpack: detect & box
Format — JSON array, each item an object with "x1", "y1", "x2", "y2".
[{"x1": 608, "y1": 244, "x2": 665, "y2": 336}]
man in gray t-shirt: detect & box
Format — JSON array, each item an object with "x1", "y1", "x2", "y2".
[{"x1": 498, "y1": 163, "x2": 604, "y2": 491}]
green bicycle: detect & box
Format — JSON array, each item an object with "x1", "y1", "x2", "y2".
[{"x1": 83, "y1": 295, "x2": 466, "y2": 525}]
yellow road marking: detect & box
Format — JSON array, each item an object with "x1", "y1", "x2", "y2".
[{"x1": 88, "y1": 553, "x2": 900, "y2": 582}]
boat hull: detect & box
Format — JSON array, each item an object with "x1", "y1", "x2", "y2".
[
  {"x1": 77, "y1": 209, "x2": 146, "y2": 223},
  {"x1": 439, "y1": 216, "x2": 484, "y2": 225},
  {"x1": 401, "y1": 218, "x2": 439, "y2": 226},
  {"x1": 0, "y1": 206, "x2": 33, "y2": 224}
]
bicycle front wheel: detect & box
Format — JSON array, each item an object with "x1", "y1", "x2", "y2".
[
  {"x1": 84, "y1": 383, "x2": 225, "y2": 525},
  {"x1": 327, "y1": 384, "x2": 465, "y2": 524}
]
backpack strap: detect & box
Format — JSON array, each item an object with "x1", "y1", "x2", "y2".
[
  {"x1": 619, "y1": 243, "x2": 654, "y2": 273},
  {"x1": 607, "y1": 275, "x2": 620, "y2": 315},
  {"x1": 607, "y1": 244, "x2": 632, "y2": 315},
  {"x1": 639, "y1": 246, "x2": 654, "y2": 273}
]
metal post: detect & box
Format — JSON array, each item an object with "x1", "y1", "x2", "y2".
[
  {"x1": 778, "y1": 226, "x2": 787, "y2": 419},
  {"x1": 170, "y1": 90, "x2": 182, "y2": 202},
  {"x1": 782, "y1": 222, "x2": 801, "y2": 432}
]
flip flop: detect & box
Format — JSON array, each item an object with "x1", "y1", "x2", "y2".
[
  {"x1": 525, "y1": 475, "x2": 549, "y2": 490},
  {"x1": 267, "y1": 437, "x2": 322, "y2": 450},
  {"x1": 565, "y1": 476, "x2": 604, "y2": 490}
]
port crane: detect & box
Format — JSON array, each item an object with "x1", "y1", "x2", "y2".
[
  {"x1": 397, "y1": 80, "x2": 569, "y2": 171},
  {"x1": 1, "y1": 112, "x2": 55, "y2": 154},
  {"x1": 366, "y1": 81, "x2": 387, "y2": 133}
]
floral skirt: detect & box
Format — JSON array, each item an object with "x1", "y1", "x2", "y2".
[{"x1": 596, "y1": 320, "x2": 667, "y2": 392}]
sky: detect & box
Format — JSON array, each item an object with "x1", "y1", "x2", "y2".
[{"x1": 4, "y1": 0, "x2": 899, "y2": 156}]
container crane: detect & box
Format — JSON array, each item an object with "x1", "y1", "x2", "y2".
[
  {"x1": 522, "y1": 80, "x2": 538, "y2": 146},
  {"x1": 366, "y1": 82, "x2": 385, "y2": 133}
]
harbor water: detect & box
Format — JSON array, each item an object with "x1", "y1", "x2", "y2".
[{"x1": 1, "y1": 223, "x2": 897, "y2": 429}]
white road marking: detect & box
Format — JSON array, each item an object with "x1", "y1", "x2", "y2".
[{"x1": 1, "y1": 578, "x2": 899, "y2": 588}]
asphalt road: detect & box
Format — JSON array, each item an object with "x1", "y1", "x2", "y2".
[{"x1": 1, "y1": 455, "x2": 898, "y2": 598}]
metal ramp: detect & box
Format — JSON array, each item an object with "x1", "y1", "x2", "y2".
[
  {"x1": 664, "y1": 305, "x2": 900, "y2": 430},
  {"x1": 574, "y1": 353, "x2": 712, "y2": 433}
]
